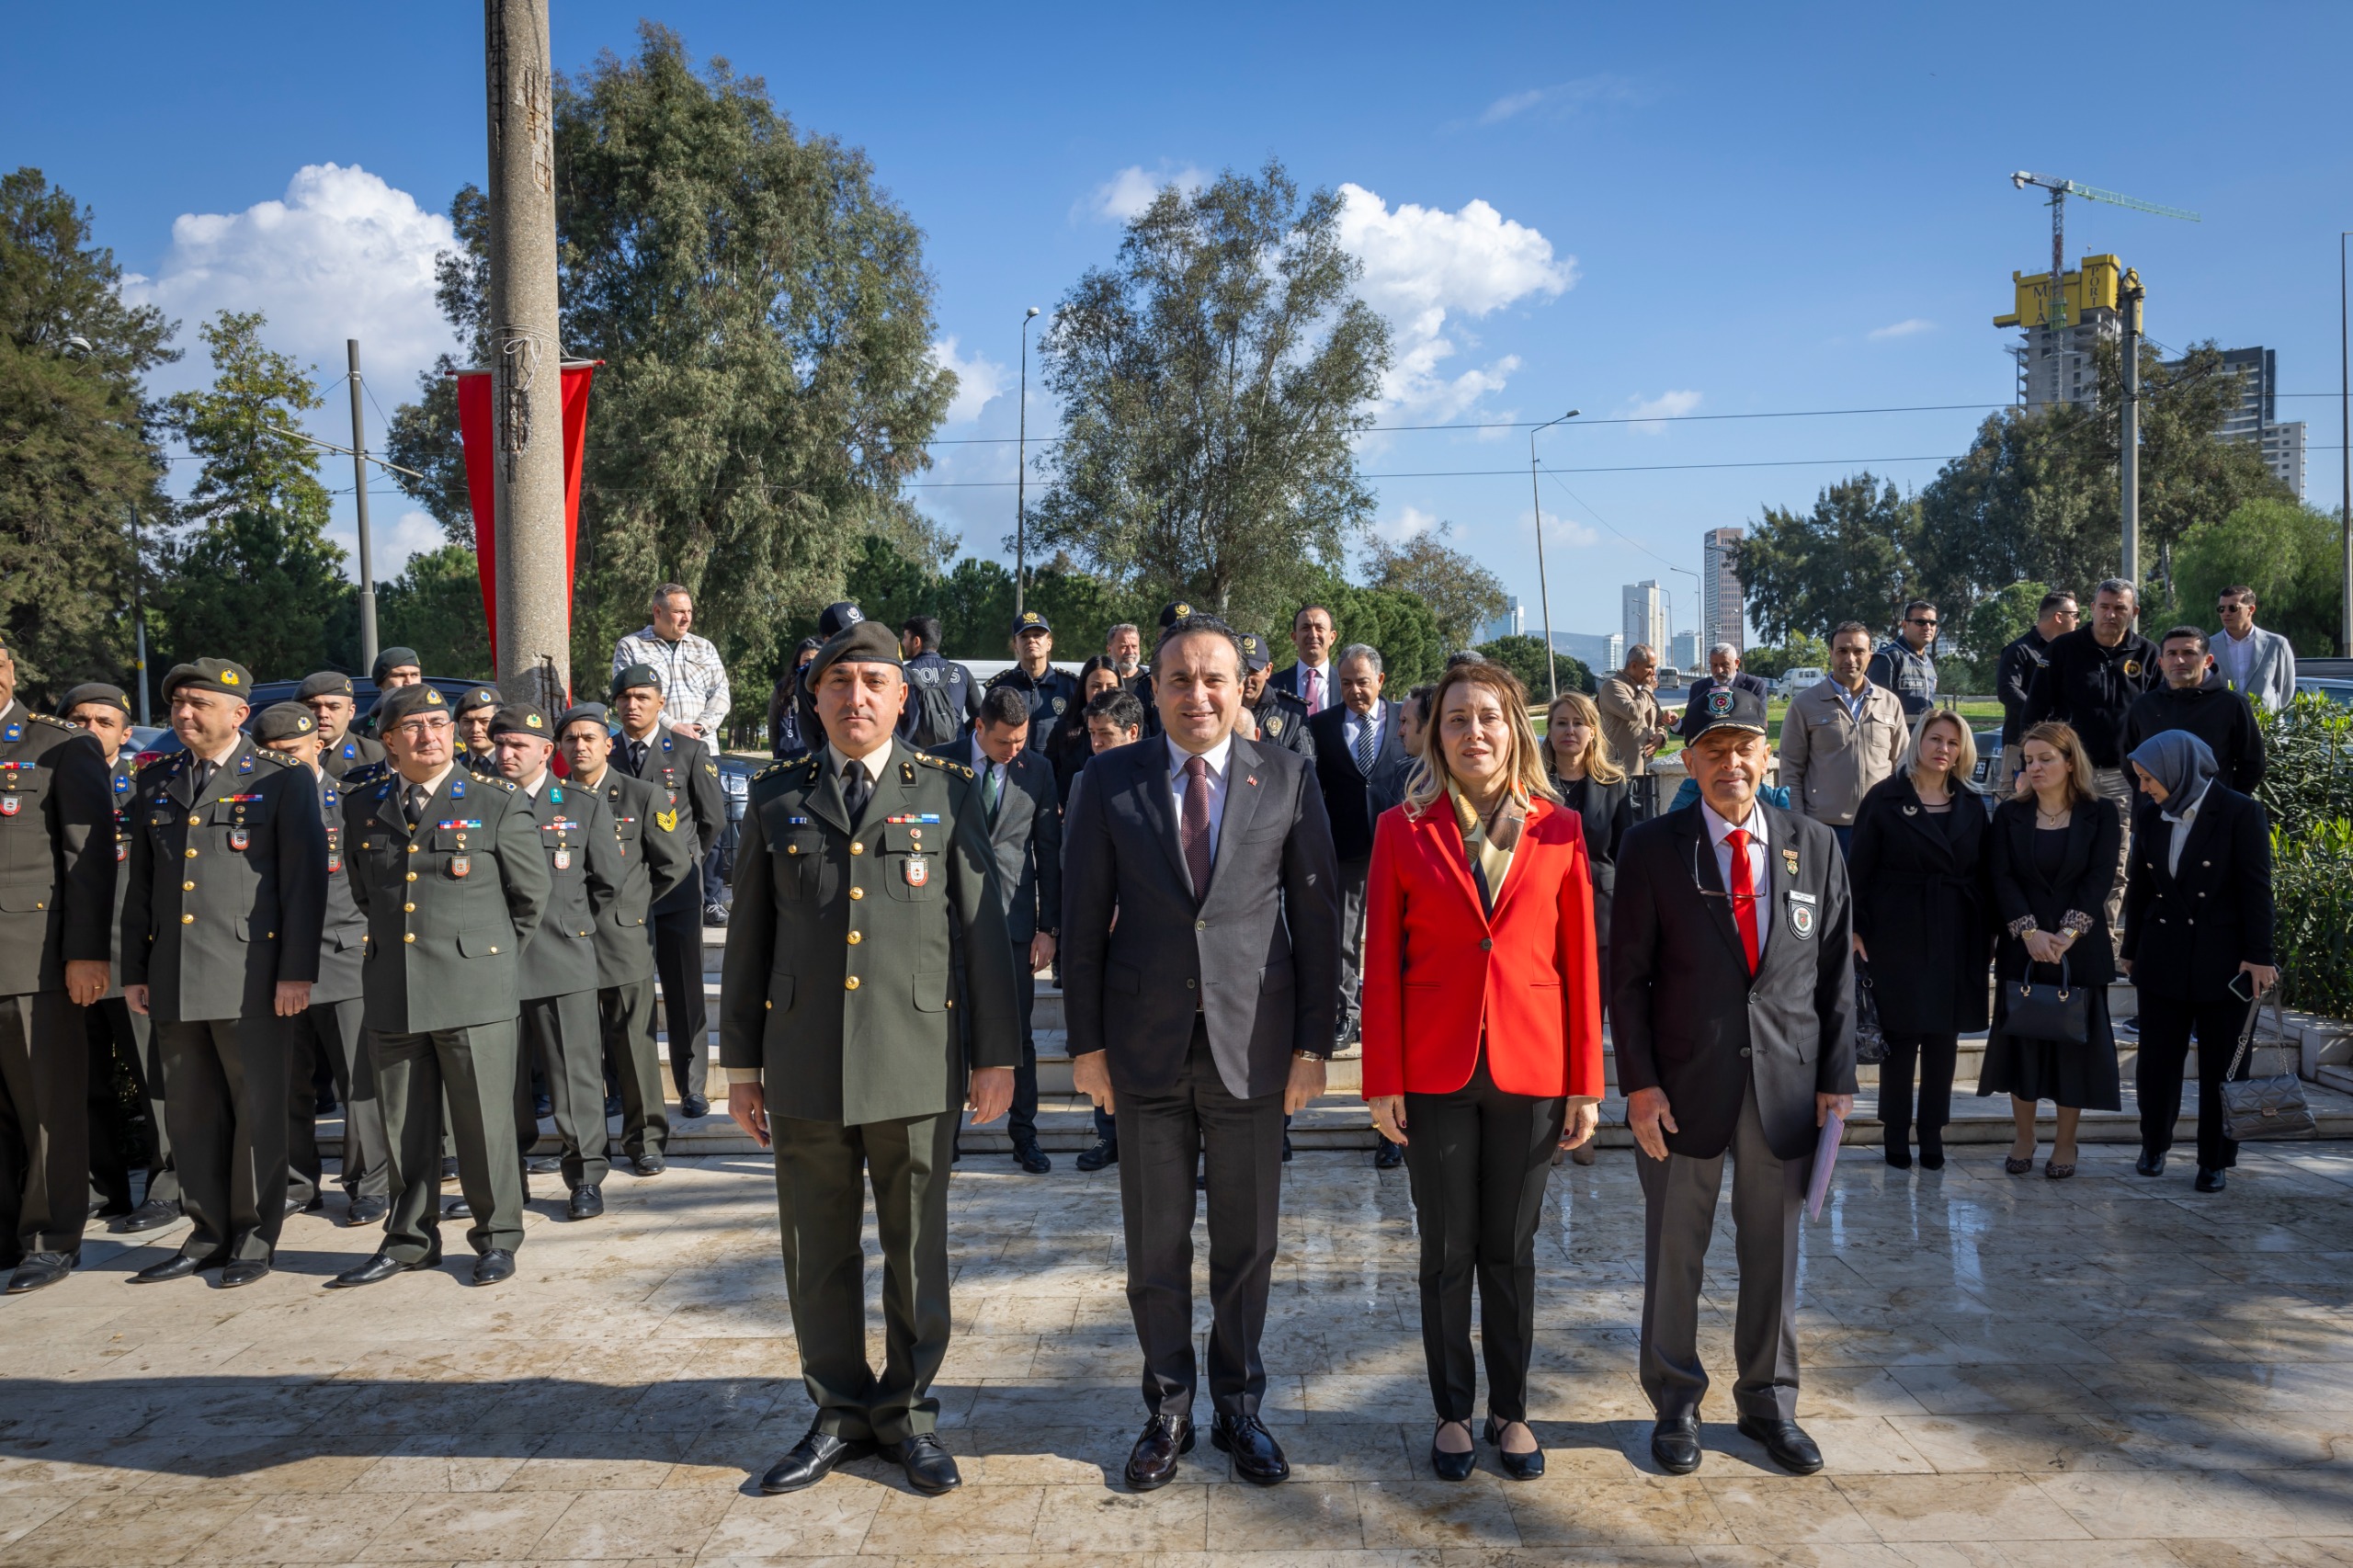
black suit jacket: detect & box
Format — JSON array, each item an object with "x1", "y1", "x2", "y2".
[
  {"x1": 1988, "y1": 795, "x2": 2120, "y2": 987},
  {"x1": 2121, "y1": 785, "x2": 2273, "y2": 1004},
  {"x1": 934, "y1": 735, "x2": 1063, "y2": 941},
  {"x1": 1307, "y1": 700, "x2": 1412, "y2": 863},
  {"x1": 1061, "y1": 734, "x2": 1342, "y2": 1100},
  {"x1": 1610, "y1": 801, "x2": 1858, "y2": 1161}
]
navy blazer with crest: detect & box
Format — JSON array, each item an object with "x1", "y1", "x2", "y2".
[
  {"x1": 1059, "y1": 733, "x2": 1343, "y2": 1101},
  {"x1": 1610, "y1": 800, "x2": 1858, "y2": 1161}
]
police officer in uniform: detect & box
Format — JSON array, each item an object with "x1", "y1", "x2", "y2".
[
  {"x1": 298, "y1": 671, "x2": 386, "y2": 779},
  {"x1": 556, "y1": 704, "x2": 693, "y2": 1176},
  {"x1": 453, "y1": 686, "x2": 505, "y2": 777},
  {"x1": 988, "y1": 611, "x2": 1080, "y2": 756},
  {"x1": 327, "y1": 683, "x2": 550, "y2": 1290},
  {"x1": 722, "y1": 619, "x2": 1022, "y2": 1497},
  {"x1": 770, "y1": 638, "x2": 824, "y2": 761},
  {"x1": 1239, "y1": 633, "x2": 1313, "y2": 757},
  {"x1": 120, "y1": 660, "x2": 327, "y2": 1288},
  {"x1": 895, "y1": 616, "x2": 983, "y2": 747},
  {"x1": 0, "y1": 645, "x2": 115, "y2": 1295},
  {"x1": 612, "y1": 664, "x2": 724, "y2": 1119},
  {"x1": 253, "y1": 703, "x2": 392, "y2": 1229},
  {"x1": 1127, "y1": 602, "x2": 1193, "y2": 738},
  {"x1": 490, "y1": 705, "x2": 626, "y2": 1219}
]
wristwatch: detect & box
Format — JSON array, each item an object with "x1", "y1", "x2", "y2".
[{"x1": 1293, "y1": 1048, "x2": 1331, "y2": 1062}]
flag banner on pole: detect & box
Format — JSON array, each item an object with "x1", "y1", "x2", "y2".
[{"x1": 451, "y1": 360, "x2": 600, "y2": 667}]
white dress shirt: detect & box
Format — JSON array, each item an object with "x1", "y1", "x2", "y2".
[
  {"x1": 2212, "y1": 626, "x2": 2256, "y2": 694},
  {"x1": 2161, "y1": 785, "x2": 2208, "y2": 878},
  {"x1": 1165, "y1": 733, "x2": 1234, "y2": 862},
  {"x1": 1699, "y1": 798, "x2": 1771, "y2": 960}
]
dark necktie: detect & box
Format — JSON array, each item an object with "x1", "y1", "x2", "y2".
[
  {"x1": 1725, "y1": 827, "x2": 1761, "y2": 974},
  {"x1": 983, "y1": 763, "x2": 1002, "y2": 823},
  {"x1": 191, "y1": 759, "x2": 217, "y2": 798},
  {"x1": 1354, "y1": 710, "x2": 1379, "y2": 775},
  {"x1": 405, "y1": 783, "x2": 429, "y2": 828},
  {"x1": 628, "y1": 738, "x2": 649, "y2": 775},
  {"x1": 1180, "y1": 754, "x2": 1213, "y2": 896},
  {"x1": 841, "y1": 757, "x2": 872, "y2": 826}
]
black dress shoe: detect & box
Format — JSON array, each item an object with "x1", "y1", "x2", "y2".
[
  {"x1": 117, "y1": 1198, "x2": 184, "y2": 1233},
  {"x1": 566, "y1": 1186, "x2": 604, "y2": 1221},
  {"x1": 631, "y1": 1153, "x2": 665, "y2": 1177},
  {"x1": 5, "y1": 1252, "x2": 78, "y2": 1294},
  {"x1": 472, "y1": 1249, "x2": 517, "y2": 1286},
  {"x1": 326, "y1": 1249, "x2": 438, "y2": 1290},
  {"x1": 892, "y1": 1432, "x2": 961, "y2": 1495},
  {"x1": 758, "y1": 1427, "x2": 876, "y2": 1494},
  {"x1": 1918, "y1": 1130, "x2": 1945, "y2": 1171},
  {"x1": 1075, "y1": 1139, "x2": 1118, "y2": 1173},
  {"x1": 131, "y1": 1254, "x2": 207, "y2": 1284},
  {"x1": 1883, "y1": 1143, "x2": 1913, "y2": 1171},
  {"x1": 219, "y1": 1259, "x2": 270, "y2": 1289},
  {"x1": 2195, "y1": 1166, "x2": 2227, "y2": 1193},
  {"x1": 287, "y1": 1193, "x2": 325, "y2": 1215},
  {"x1": 1211, "y1": 1413, "x2": 1289, "y2": 1484},
  {"x1": 526, "y1": 1155, "x2": 562, "y2": 1176},
  {"x1": 532, "y1": 1095, "x2": 553, "y2": 1119},
  {"x1": 681, "y1": 1095, "x2": 710, "y2": 1120},
  {"x1": 345, "y1": 1196, "x2": 389, "y2": 1228},
  {"x1": 439, "y1": 1156, "x2": 460, "y2": 1181},
  {"x1": 1428, "y1": 1420, "x2": 1475, "y2": 1482},
  {"x1": 1651, "y1": 1415, "x2": 1702, "y2": 1474},
  {"x1": 1484, "y1": 1416, "x2": 1544, "y2": 1480},
  {"x1": 1736, "y1": 1415, "x2": 1824, "y2": 1475},
  {"x1": 1281, "y1": 1132, "x2": 1294, "y2": 1163},
  {"x1": 1375, "y1": 1140, "x2": 1404, "y2": 1170},
  {"x1": 1124, "y1": 1414, "x2": 1194, "y2": 1492},
  {"x1": 444, "y1": 1197, "x2": 472, "y2": 1219},
  {"x1": 1010, "y1": 1139, "x2": 1051, "y2": 1175},
  {"x1": 2137, "y1": 1149, "x2": 2167, "y2": 1177}
]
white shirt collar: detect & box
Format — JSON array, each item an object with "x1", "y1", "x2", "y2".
[
  {"x1": 2221, "y1": 623, "x2": 2256, "y2": 645},
  {"x1": 1699, "y1": 798, "x2": 1769, "y2": 847},
  {"x1": 520, "y1": 770, "x2": 548, "y2": 799},
  {"x1": 400, "y1": 762, "x2": 457, "y2": 798},
  {"x1": 1166, "y1": 733, "x2": 1234, "y2": 780},
  {"x1": 827, "y1": 739, "x2": 893, "y2": 782},
  {"x1": 201, "y1": 737, "x2": 244, "y2": 768}
]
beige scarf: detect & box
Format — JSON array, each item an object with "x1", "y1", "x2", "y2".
[{"x1": 1447, "y1": 779, "x2": 1525, "y2": 909}]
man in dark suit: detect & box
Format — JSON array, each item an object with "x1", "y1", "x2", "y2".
[
  {"x1": 931, "y1": 686, "x2": 1063, "y2": 1174},
  {"x1": 1062, "y1": 613, "x2": 1342, "y2": 1493},
  {"x1": 1675, "y1": 644, "x2": 1773, "y2": 735},
  {"x1": 1612, "y1": 684, "x2": 1856, "y2": 1478},
  {"x1": 1264, "y1": 603, "x2": 1338, "y2": 716},
  {"x1": 1306, "y1": 643, "x2": 1411, "y2": 1046}
]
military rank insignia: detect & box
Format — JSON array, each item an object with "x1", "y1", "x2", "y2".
[{"x1": 656, "y1": 808, "x2": 679, "y2": 832}]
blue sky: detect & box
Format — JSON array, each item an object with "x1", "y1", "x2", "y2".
[{"x1": 8, "y1": 1, "x2": 2348, "y2": 645}]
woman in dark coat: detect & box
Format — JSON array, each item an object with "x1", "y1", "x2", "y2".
[
  {"x1": 1850, "y1": 710, "x2": 1991, "y2": 1171},
  {"x1": 2120, "y1": 729, "x2": 2278, "y2": 1193},
  {"x1": 1047, "y1": 654, "x2": 1122, "y2": 804},
  {"x1": 1980, "y1": 721, "x2": 2124, "y2": 1178},
  {"x1": 1543, "y1": 690, "x2": 1631, "y2": 1167}
]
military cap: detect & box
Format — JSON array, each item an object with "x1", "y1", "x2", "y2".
[
  {"x1": 1682, "y1": 682, "x2": 1769, "y2": 743},
  {"x1": 489, "y1": 705, "x2": 550, "y2": 741},
  {"x1": 807, "y1": 619, "x2": 904, "y2": 688},
  {"x1": 59, "y1": 681, "x2": 131, "y2": 717},
  {"x1": 453, "y1": 684, "x2": 503, "y2": 716},
  {"x1": 554, "y1": 702, "x2": 612, "y2": 736},
  {"x1": 371, "y1": 646, "x2": 422, "y2": 685},
  {"x1": 376, "y1": 683, "x2": 449, "y2": 728},
  {"x1": 1237, "y1": 633, "x2": 1272, "y2": 673},
  {"x1": 793, "y1": 635, "x2": 824, "y2": 657},
  {"x1": 1157, "y1": 600, "x2": 1197, "y2": 630},
  {"x1": 611, "y1": 662, "x2": 662, "y2": 698},
  {"x1": 160, "y1": 657, "x2": 256, "y2": 701},
  {"x1": 295, "y1": 670, "x2": 357, "y2": 701},
  {"x1": 1011, "y1": 608, "x2": 1053, "y2": 637},
  {"x1": 817, "y1": 601, "x2": 867, "y2": 637},
  {"x1": 255, "y1": 702, "x2": 318, "y2": 742}
]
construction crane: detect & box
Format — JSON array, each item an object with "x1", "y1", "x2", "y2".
[{"x1": 2008, "y1": 172, "x2": 2200, "y2": 332}]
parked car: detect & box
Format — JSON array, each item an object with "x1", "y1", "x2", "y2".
[
  {"x1": 2294, "y1": 675, "x2": 2353, "y2": 709},
  {"x1": 1778, "y1": 666, "x2": 1825, "y2": 698},
  {"x1": 130, "y1": 676, "x2": 508, "y2": 770}
]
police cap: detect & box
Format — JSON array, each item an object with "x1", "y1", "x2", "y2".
[
  {"x1": 807, "y1": 619, "x2": 904, "y2": 688},
  {"x1": 1011, "y1": 609, "x2": 1053, "y2": 637},
  {"x1": 817, "y1": 601, "x2": 867, "y2": 637},
  {"x1": 1237, "y1": 633, "x2": 1272, "y2": 673},
  {"x1": 1682, "y1": 683, "x2": 1770, "y2": 744}
]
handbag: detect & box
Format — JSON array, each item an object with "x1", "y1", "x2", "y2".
[
  {"x1": 2221, "y1": 988, "x2": 2315, "y2": 1141},
  {"x1": 2005, "y1": 957, "x2": 2088, "y2": 1045},
  {"x1": 1853, "y1": 961, "x2": 1887, "y2": 1064}
]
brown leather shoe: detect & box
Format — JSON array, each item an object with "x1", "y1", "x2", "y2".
[{"x1": 1124, "y1": 1414, "x2": 1193, "y2": 1492}]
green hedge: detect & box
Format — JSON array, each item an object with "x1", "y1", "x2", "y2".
[{"x1": 2257, "y1": 694, "x2": 2353, "y2": 1016}]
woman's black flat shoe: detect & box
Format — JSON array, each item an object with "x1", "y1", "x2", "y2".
[
  {"x1": 1430, "y1": 1420, "x2": 1475, "y2": 1482},
  {"x1": 1483, "y1": 1417, "x2": 1544, "y2": 1481}
]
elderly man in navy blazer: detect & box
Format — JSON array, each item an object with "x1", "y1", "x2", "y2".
[
  {"x1": 1061, "y1": 613, "x2": 1342, "y2": 1493},
  {"x1": 1612, "y1": 684, "x2": 1856, "y2": 1478}
]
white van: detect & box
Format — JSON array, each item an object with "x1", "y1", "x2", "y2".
[{"x1": 1777, "y1": 667, "x2": 1825, "y2": 698}]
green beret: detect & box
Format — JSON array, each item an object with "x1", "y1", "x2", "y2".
[
  {"x1": 59, "y1": 682, "x2": 131, "y2": 717},
  {"x1": 160, "y1": 657, "x2": 256, "y2": 701},
  {"x1": 371, "y1": 646, "x2": 422, "y2": 685},
  {"x1": 612, "y1": 662, "x2": 662, "y2": 697},
  {"x1": 807, "y1": 619, "x2": 904, "y2": 687},
  {"x1": 453, "y1": 684, "x2": 503, "y2": 716},
  {"x1": 255, "y1": 702, "x2": 318, "y2": 743},
  {"x1": 376, "y1": 683, "x2": 449, "y2": 728},
  {"x1": 295, "y1": 670, "x2": 356, "y2": 701},
  {"x1": 489, "y1": 705, "x2": 550, "y2": 741},
  {"x1": 555, "y1": 702, "x2": 612, "y2": 736}
]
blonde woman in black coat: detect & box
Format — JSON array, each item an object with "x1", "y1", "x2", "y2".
[
  {"x1": 1544, "y1": 690, "x2": 1632, "y2": 1168},
  {"x1": 1979, "y1": 721, "x2": 2123, "y2": 1178},
  {"x1": 1849, "y1": 710, "x2": 1990, "y2": 1171}
]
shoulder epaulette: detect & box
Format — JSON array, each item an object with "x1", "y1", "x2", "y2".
[
  {"x1": 487, "y1": 776, "x2": 517, "y2": 792},
  {"x1": 30, "y1": 713, "x2": 76, "y2": 732},
  {"x1": 256, "y1": 750, "x2": 302, "y2": 767},
  {"x1": 913, "y1": 753, "x2": 974, "y2": 778}
]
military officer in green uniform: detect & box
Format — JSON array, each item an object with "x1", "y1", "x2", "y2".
[
  {"x1": 356, "y1": 647, "x2": 424, "y2": 741},
  {"x1": 489, "y1": 705, "x2": 625, "y2": 1219},
  {"x1": 555, "y1": 703, "x2": 692, "y2": 1176},
  {"x1": 722, "y1": 619, "x2": 1021, "y2": 1498},
  {"x1": 297, "y1": 671, "x2": 385, "y2": 779},
  {"x1": 120, "y1": 660, "x2": 327, "y2": 1289},
  {"x1": 327, "y1": 683, "x2": 549, "y2": 1290},
  {"x1": 0, "y1": 643, "x2": 116, "y2": 1295},
  {"x1": 453, "y1": 686, "x2": 504, "y2": 778},
  {"x1": 1240, "y1": 632, "x2": 1313, "y2": 757}
]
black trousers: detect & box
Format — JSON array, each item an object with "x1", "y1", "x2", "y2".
[
  {"x1": 0, "y1": 991, "x2": 88, "y2": 1263},
  {"x1": 2136, "y1": 997, "x2": 2247, "y2": 1173},
  {"x1": 1879, "y1": 1032, "x2": 1959, "y2": 1142},
  {"x1": 650, "y1": 903, "x2": 708, "y2": 1103},
  {"x1": 599, "y1": 980, "x2": 667, "y2": 1157},
  {"x1": 1402, "y1": 1052, "x2": 1565, "y2": 1423},
  {"x1": 1006, "y1": 963, "x2": 1040, "y2": 1140},
  {"x1": 155, "y1": 1017, "x2": 290, "y2": 1265},
  {"x1": 1119, "y1": 1021, "x2": 1285, "y2": 1422}
]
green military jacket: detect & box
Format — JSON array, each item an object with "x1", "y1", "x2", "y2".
[
  {"x1": 0, "y1": 702, "x2": 115, "y2": 998},
  {"x1": 512, "y1": 775, "x2": 622, "y2": 1002},
  {"x1": 573, "y1": 766, "x2": 693, "y2": 986},
  {"x1": 120, "y1": 735, "x2": 326, "y2": 1024},
  {"x1": 321, "y1": 729, "x2": 385, "y2": 779},
  {"x1": 340, "y1": 762, "x2": 551, "y2": 1033},
  {"x1": 719, "y1": 738, "x2": 1020, "y2": 1126}
]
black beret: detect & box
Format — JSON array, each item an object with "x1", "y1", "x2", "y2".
[
  {"x1": 453, "y1": 684, "x2": 503, "y2": 716},
  {"x1": 1011, "y1": 608, "x2": 1052, "y2": 636},
  {"x1": 59, "y1": 682, "x2": 131, "y2": 717},
  {"x1": 1682, "y1": 682, "x2": 1769, "y2": 743},
  {"x1": 1237, "y1": 633, "x2": 1271, "y2": 673},
  {"x1": 489, "y1": 705, "x2": 550, "y2": 741},
  {"x1": 160, "y1": 657, "x2": 256, "y2": 701},
  {"x1": 807, "y1": 619, "x2": 904, "y2": 688},
  {"x1": 376, "y1": 683, "x2": 449, "y2": 728},
  {"x1": 817, "y1": 601, "x2": 867, "y2": 637},
  {"x1": 554, "y1": 702, "x2": 611, "y2": 736},
  {"x1": 611, "y1": 663, "x2": 662, "y2": 697},
  {"x1": 371, "y1": 647, "x2": 422, "y2": 685},
  {"x1": 255, "y1": 702, "x2": 318, "y2": 743}
]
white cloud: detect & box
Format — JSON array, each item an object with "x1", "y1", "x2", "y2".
[
  {"x1": 1518, "y1": 505, "x2": 1598, "y2": 549},
  {"x1": 1471, "y1": 76, "x2": 1643, "y2": 128},
  {"x1": 1479, "y1": 89, "x2": 1549, "y2": 126},
  {"x1": 929, "y1": 335, "x2": 1008, "y2": 426},
  {"x1": 1370, "y1": 504, "x2": 1442, "y2": 545},
  {"x1": 1336, "y1": 183, "x2": 1574, "y2": 423},
  {"x1": 1869, "y1": 317, "x2": 1935, "y2": 340},
  {"x1": 1086, "y1": 163, "x2": 1208, "y2": 223},
  {"x1": 324, "y1": 508, "x2": 447, "y2": 585},
  {"x1": 1620, "y1": 389, "x2": 1702, "y2": 433}
]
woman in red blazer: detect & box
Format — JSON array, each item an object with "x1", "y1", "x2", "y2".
[{"x1": 1361, "y1": 659, "x2": 1604, "y2": 1484}]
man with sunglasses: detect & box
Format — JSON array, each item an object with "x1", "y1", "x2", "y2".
[{"x1": 1866, "y1": 600, "x2": 1939, "y2": 719}]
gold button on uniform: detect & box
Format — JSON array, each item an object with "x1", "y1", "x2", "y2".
[
  {"x1": 408, "y1": 845, "x2": 419, "y2": 854},
  {"x1": 182, "y1": 881, "x2": 195, "y2": 892},
  {"x1": 848, "y1": 886, "x2": 864, "y2": 900},
  {"x1": 404, "y1": 933, "x2": 416, "y2": 943},
  {"x1": 405, "y1": 871, "x2": 417, "y2": 882},
  {"x1": 847, "y1": 931, "x2": 862, "y2": 945},
  {"x1": 180, "y1": 913, "x2": 194, "y2": 925},
  {"x1": 850, "y1": 842, "x2": 864, "y2": 856},
  {"x1": 187, "y1": 814, "x2": 200, "y2": 826},
  {"x1": 404, "y1": 903, "x2": 415, "y2": 913},
  {"x1": 845, "y1": 975, "x2": 860, "y2": 990},
  {"x1": 184, "y1": 847, "x2": 198, "y2": 859}
]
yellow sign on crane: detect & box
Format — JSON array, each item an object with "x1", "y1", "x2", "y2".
[{"x1": 1993, "y1": 254, "x2": 2125, "y2": 330}]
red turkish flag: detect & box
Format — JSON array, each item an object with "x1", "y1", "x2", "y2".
[{"x1": 452, "y1": 360, "x2": 599, "y2": 668}]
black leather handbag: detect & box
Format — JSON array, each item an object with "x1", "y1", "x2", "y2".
[{"x1": 2005, "y1": 957, "x2": 2088, "y2": 1045}]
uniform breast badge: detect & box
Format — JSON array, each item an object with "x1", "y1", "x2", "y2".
[{"x1": 904, "y1": 856, "x2": 929, "y2": 888}]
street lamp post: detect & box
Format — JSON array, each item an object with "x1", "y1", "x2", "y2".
[
  {"x1": 1015, "y1": 305, "x2": 1040, "y2": 619},
  {"x1": 2340, "y1": 233, "x2": 2350, "y2": 656},
  {"x1": 1529, "y1": 409, "x2": 1581, "y2": 700}
]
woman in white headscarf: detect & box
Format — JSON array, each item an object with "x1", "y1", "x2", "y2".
[{"x1": 2120, "y1": 729, "x2": 2278, "y2": 1194}]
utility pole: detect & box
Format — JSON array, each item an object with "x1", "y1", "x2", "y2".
[
  {"x1": 2340, "y1": 233, "x2": 2350, "y2": 656},
  {"x1": 484, "y1": 0, "x2": 569, "y2": 714},
  {"x1": 1529, "y1": 410, "x2": 1580, "y2": 700},
  {"x1": 129, "y1": 504, "x2": 149, "y2": 726},
  {"x1": 1015, "y1": 306, "x2": 1040, "y2": 619},
  {"x1": 2119, "y1": 268, "x2": 2144, "y2": 602},
  {"x1": 346, "y1": 339, "x2": 381, "y2": 674}
]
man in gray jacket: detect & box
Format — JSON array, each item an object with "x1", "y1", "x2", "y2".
[
  {"x1": 2211, "y1": 585, "x2": 2297, "y2": 713},
  {"x1": 1778, "y1": 623, "x2": 1906, "y2": 854}
]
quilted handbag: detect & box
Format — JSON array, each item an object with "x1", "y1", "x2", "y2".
[
  {"x1": 2221, "y1": 990, "x2": 2315, "y2": 1142},
  {"x1": 2005, "y1": 957, "x2": 2088, "y2": 1046}
]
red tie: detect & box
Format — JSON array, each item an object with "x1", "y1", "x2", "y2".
[
  {"x1": 1724, "y1": 826, "x2": 1761, "y2": 974},
  {"x1": 1303, "y1": 665, "x2": 1321, "y2": 712}
]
